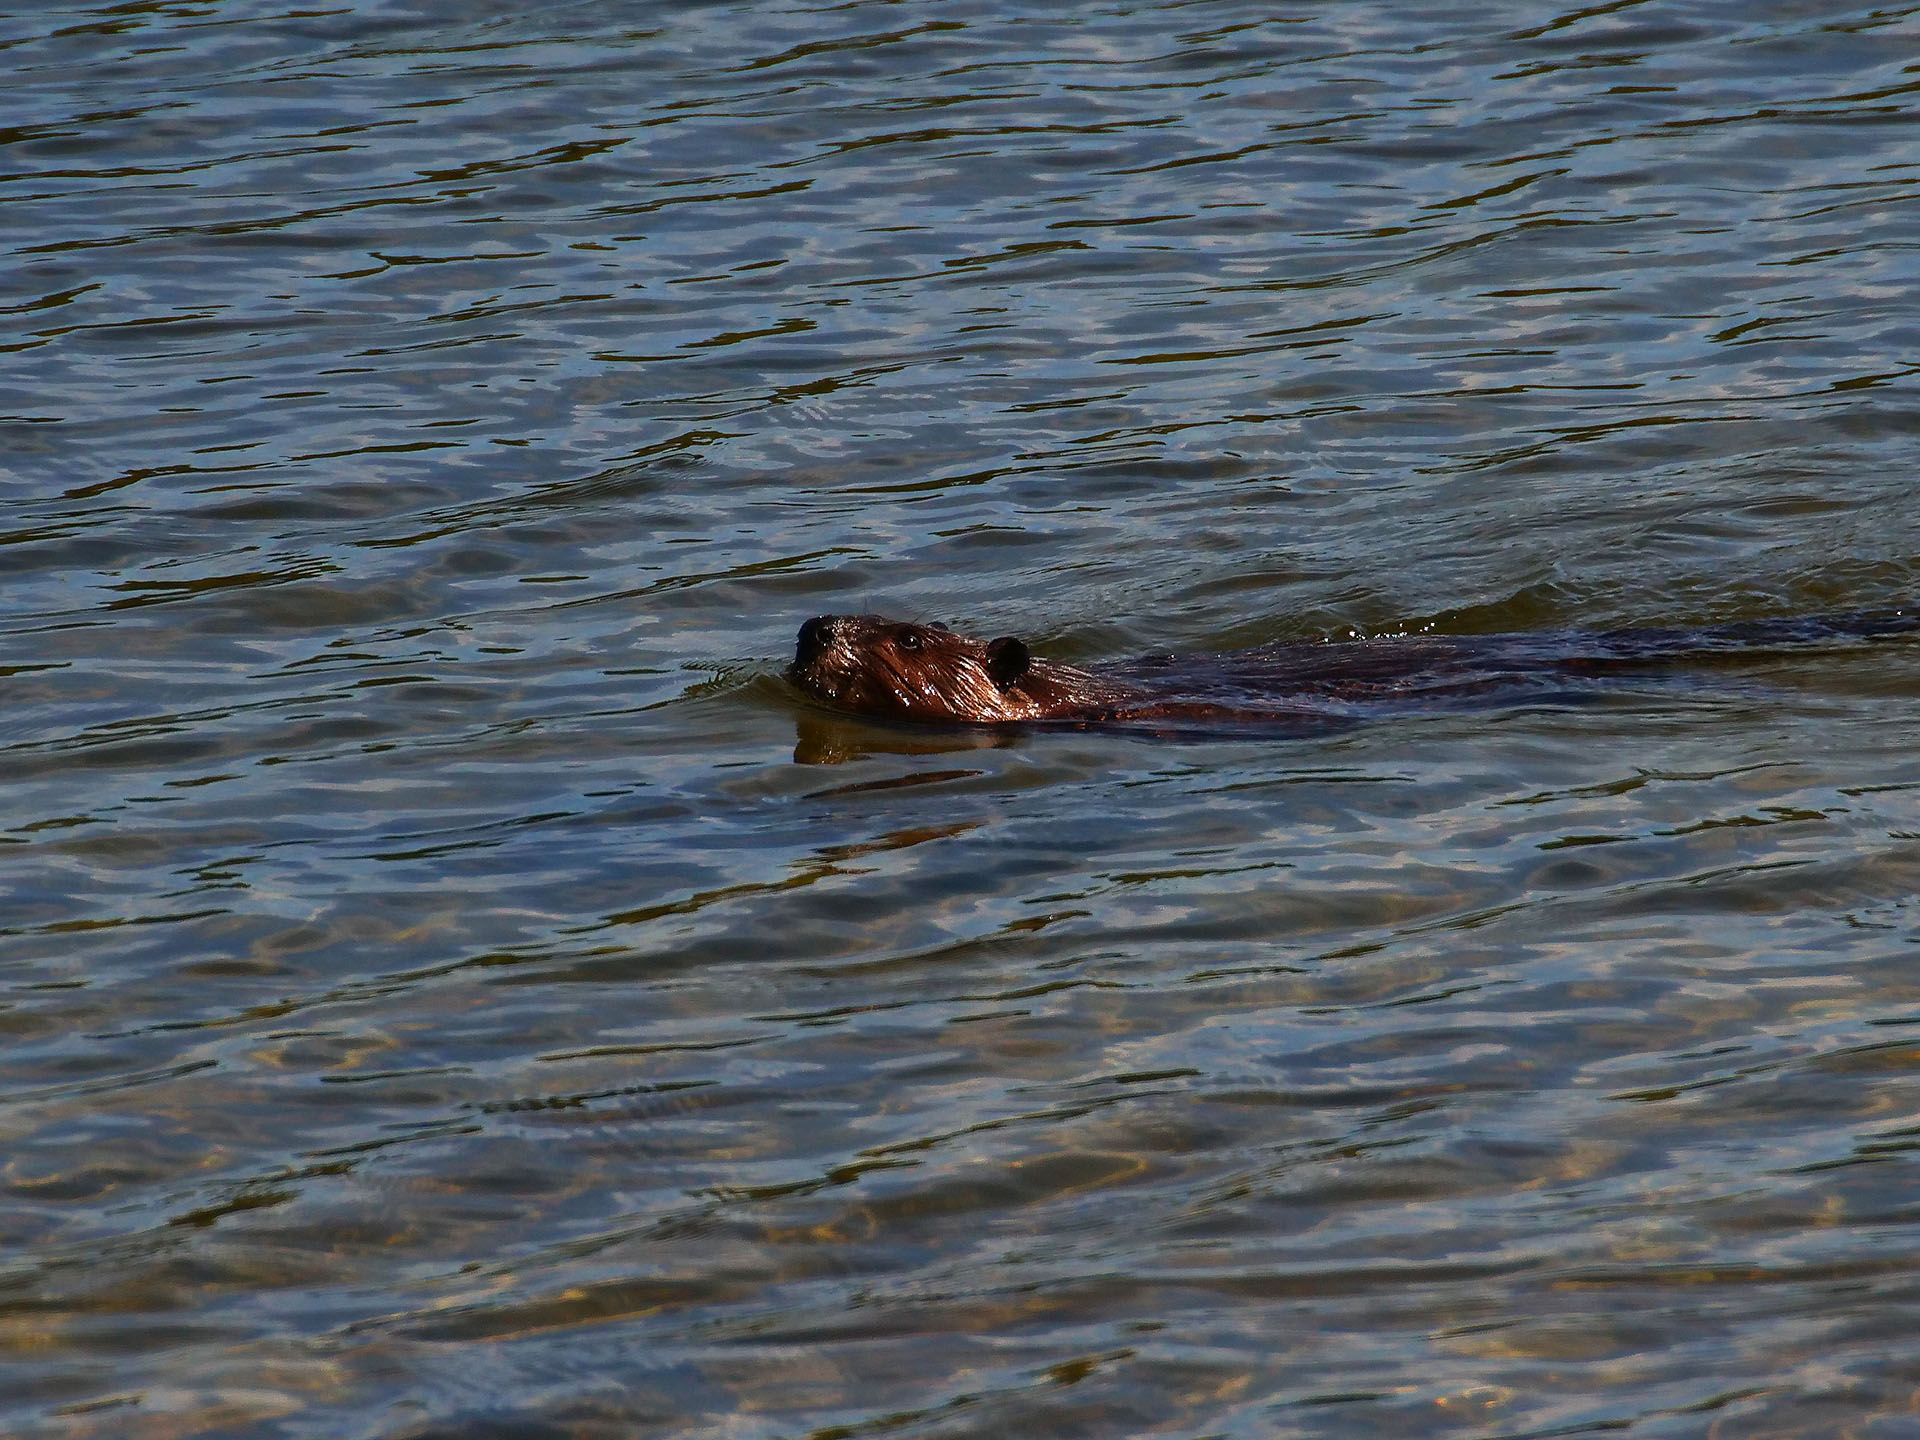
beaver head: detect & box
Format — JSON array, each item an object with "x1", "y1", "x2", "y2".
[{"x1": 787, "y1": 614, "x2": 1140, "y2": 724}]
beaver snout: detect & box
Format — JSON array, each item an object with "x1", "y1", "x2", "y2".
[{"x1": 793, "y1": 615, "x2": 840, "y2": 671}]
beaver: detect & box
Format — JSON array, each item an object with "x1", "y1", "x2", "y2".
[{"x1": 788, "y1": 609, "x2": 1919, "y2": 729}]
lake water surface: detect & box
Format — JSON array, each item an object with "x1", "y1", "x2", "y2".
[{"x1": 5, "y1": 2, "x2": 1920, "y2": 1436}]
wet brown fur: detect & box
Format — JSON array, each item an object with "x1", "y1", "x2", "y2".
[
  {"x1": 788, "y1": 615, "x2": 1139, "y2": 724},
  {"x1": 788, "y1": 608, "x2": 1920, "y2": 729}
]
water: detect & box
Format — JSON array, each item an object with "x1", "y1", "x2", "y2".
[{"x1": 4, "y1": 1, "x2": 1920, "y2": 1435}]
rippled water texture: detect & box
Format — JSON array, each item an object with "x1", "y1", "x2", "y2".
[{"x1": 5, "y1": 2, "x2": 1920, "y2": 1435}]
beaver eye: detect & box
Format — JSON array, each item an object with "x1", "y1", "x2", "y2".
[{"x1": 897, "y1": 631, "x2": 922, "y2": 652}]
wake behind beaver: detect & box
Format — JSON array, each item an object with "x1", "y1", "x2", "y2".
[{"x1": 786, "y1": 610, "x2": 1920, "y2": 730}]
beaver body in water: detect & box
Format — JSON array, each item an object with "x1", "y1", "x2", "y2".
[{"x1": 788, "y1": 610, "x2": 1919, "y2": 730}]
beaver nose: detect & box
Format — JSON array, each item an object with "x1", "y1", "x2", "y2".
[{"x1": 794, "y1": 615, "x2": 840, "y2": 666}]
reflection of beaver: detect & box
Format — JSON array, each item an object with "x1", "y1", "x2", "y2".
[{"x1": 789, "y1": 610, "x2": 1919, "y2": 729}]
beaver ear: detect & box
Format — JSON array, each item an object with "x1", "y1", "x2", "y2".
[
  {"x1": 929, "y1": 621, "x2": 950, "y2": 632},
  {"x1": 985, "y1": 637, "x2": 1030, "y2": 688}
]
